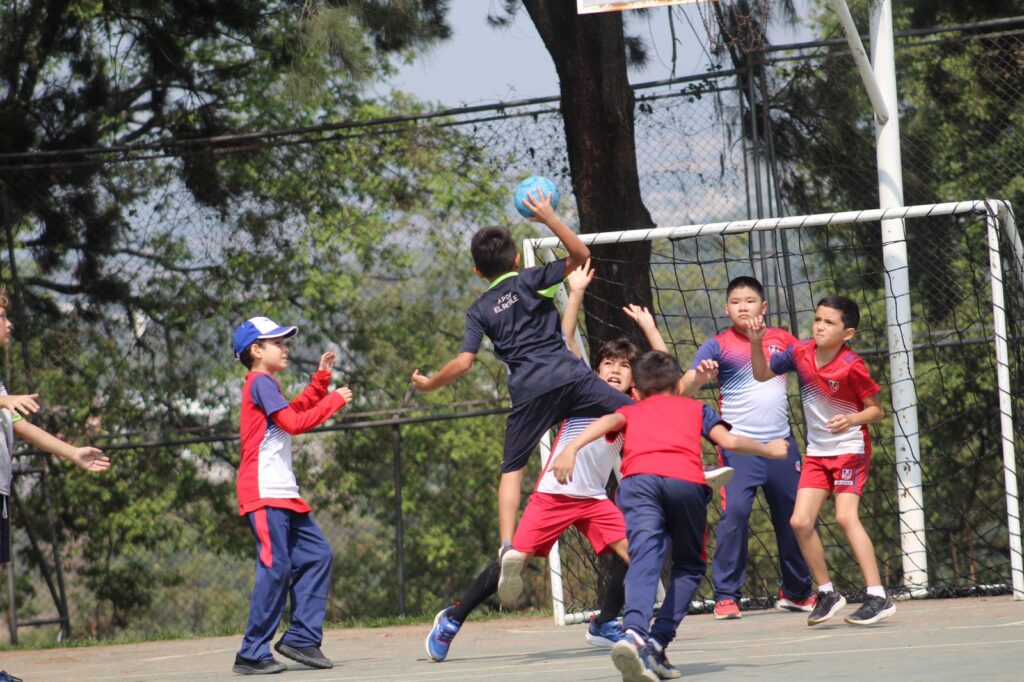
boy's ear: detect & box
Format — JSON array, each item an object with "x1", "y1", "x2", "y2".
[
  {"x1": 473, "y1": 266, "x2": 485, "y2": 280},
  {"x1": 514, "y1": 252, "x2": 521, "y2": 269},
  {"x1": 759, "y1": 300, "x2": 768, "y2": 316},
  {"x1": 842, "y1": 326, "x2": 856, "y2": 343}
]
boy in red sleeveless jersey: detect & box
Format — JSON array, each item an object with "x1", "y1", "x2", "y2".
[
  {"x1": 749, "y1": 295, "x2": 894, "y2": 626},
  {"x1": 231, "y1": 316, "x2": 353, "y2": 674}
]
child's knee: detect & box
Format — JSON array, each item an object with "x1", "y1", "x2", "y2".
[
  {"x1": 790, "y1": 513, "x2": 814, "y2": 535},
  {"x1": 835, "y1": 508, "x2": 862, "y2": 532}
]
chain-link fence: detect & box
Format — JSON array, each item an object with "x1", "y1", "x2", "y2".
[{"x1": 2, "y1": 16, "x2": 1023, "y2": 643}]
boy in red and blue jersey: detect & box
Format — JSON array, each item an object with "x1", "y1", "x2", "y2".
[
  {"x1": 749, "y1": 295, "x2": 894, "y2": 627},
  {"x1": 681, "y1": 276, "x2": 813, "y2": 619},
  {"x1": 556, "y1": 351, "x2": 788, "y2": 681},
  {"x1": 232, "y1": 316, "x2": 353, "y2": 675}
]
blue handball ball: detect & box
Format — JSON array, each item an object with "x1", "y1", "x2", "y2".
[{"x1": 514, "y1": 176, "x2": 560, "y2": 218}]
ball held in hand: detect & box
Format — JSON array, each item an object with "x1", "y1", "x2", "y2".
[{"x1": 514, "y1": 176, "x2": 559, "y2": 218}]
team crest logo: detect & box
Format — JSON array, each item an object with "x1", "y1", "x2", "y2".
[
  {"x1": 768, "y1": 344, "x2": 781, "y2": 354},
  {"x1": 841, "y1": 468, "x2": 853, "y2": 480},
  {"x1": 828, "y1": 380, "x2": 840, "y2": 392}
]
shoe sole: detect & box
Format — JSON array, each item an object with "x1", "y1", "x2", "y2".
[
  {"x1": 714, "y1": 612, "x2": 742, "y2": 620},
  {"x1": 274, "y1": 643, "x2": 333, "y2": 670},
  {"x1": 425, "y1": 609, "x2": 449, "y2": 662},
  {"x1": 231, "y1": 663, "x2": 287, "y2": 675},
  {"x1": 844, "y1": 603, "x2": 896, "y2": 626},
  {"x1": 704, "y1": 466, "x2": 735, "y2": 487},
  {"x1": 807, "y1": 594, "x2": 847, "y2": 625},
  {"x1": 776, "y1": 601, "x2": 815, "y2": 613},
  {"x1": 611, "y1": 641, "x2": 659, "y2": 682},
  {"x1": 586, "y1": 631, "x2": 619, "y2": 648},
  {"x1": 498, "y1": 549, "x2": 527, "y2": 607}
]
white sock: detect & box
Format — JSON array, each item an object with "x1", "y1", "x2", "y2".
[
  {"x1": 866, "y1": 585, "x2": 886, "y2": 599},
  {"x1": 818, "y1": 582, "x2": 834, "y2": 593}
]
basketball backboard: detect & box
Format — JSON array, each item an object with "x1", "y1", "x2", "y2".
[{"x1": 577, "y1": 0, "x2": 713, "y2": 15}]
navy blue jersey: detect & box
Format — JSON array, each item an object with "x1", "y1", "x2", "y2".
[{"x1": 461, "y1": 259, "x2": 592, "y2": 404}]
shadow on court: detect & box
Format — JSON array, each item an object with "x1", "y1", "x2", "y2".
[{"x1": 3, "y1": 596, "x2": 1022, "y2": 681}]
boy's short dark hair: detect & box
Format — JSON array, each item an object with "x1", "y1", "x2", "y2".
[
  {"x1": 633, "y1": 350, "x2": 683, "y2": 396},
  {"x1": 238, "y1": 342, "x2": 261, "y2": 370},
  {"x1": 726, "y1": 276, "x2": 764, "y2": 299},
  {"x1": 594, "y1": 338, "x2": 641, "y2": 368},
  {"x1": 817, "y1": 294, "x2": 860, "y2": 329},
  {"x1": 471, "y1": 226, "x2": 518, "y2": 279}
]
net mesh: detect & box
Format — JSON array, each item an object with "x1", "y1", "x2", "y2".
[{"x1": 541, "y1": 203, "x2": 1024, "y2": 620}]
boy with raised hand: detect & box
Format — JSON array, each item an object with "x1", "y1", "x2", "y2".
[
  {"x1": 555, "y1": 351, "x2": 788, "y2": 682},
  {"x1": 231, "y1": 316, "x2": 353, "y2": 675},
  {"x1": 0, "y1": 289, "x2": 110, "y2": 611},
  {"x1": 680, "y1": 276, "x2": 814, "y2": 620},
  {"x1": 411, "y1": 192, "x2": 631, "y2": 557},
  {"x1": 748, "y1": 295, "x2": 893, "y2": 626}
]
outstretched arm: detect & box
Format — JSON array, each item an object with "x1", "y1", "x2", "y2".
[
  {"x1": 13, "y1": 420, "x2": 110, "y2": 472},
  {"x1": 561, "y1": 259, "x2": 595, "y2": 358},
  {"x1": 622, "y1": 304, "x2": 667, "y2": 352},
  {"x1": 708, "y1": 424, "x2": 788, "y2": 460},
  {"x1": 411, "y1": 352, "x2": 475, "y2": 392},
  {"x1": 551, "y1": 413, "x2": 626, "y2": 484},
  {"x1": 523, "y1": 191, "x2": 590, "y2": 275}
]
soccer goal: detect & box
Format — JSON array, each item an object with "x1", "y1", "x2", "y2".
[{"x1": 522, "y1": 199, "x2": 1024, "y2": 626}]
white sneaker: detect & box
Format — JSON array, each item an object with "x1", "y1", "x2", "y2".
[
  {"x1": 497, "y1": 548, "x2": 527, "y2": 607},
  {"x1": 704, "y1": 466, "x2": 735, "y2": 487}
]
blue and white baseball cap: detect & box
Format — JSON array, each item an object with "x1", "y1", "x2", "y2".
[{"x1": 233, "y1": 316, "x2": 298, "y2": 358}]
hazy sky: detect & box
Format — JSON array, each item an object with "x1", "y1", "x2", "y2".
[{"x1": 380, "y1": 1, "x2": 730, "y2": 106}]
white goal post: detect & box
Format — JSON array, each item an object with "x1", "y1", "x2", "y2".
[{"x1": 522, "y1": 199, "x2": 1024, "y2": 626}]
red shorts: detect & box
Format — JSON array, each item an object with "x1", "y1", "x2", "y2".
[
  {"x1": 799, "y1": 452, "x2": 871, "y2": 495},
  {"x1": 511, "y1": 493, "x2": 626, "y2": 558}
]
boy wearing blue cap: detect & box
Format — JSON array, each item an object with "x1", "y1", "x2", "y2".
[{"x1": 231, "y1": 316, "x2": 353, "y2": 675}]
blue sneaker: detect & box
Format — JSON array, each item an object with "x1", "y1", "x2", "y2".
[
  {"x1": 644, "y1": 640, "x2": 682, "y2": 679},
  {"x1": 611, "y1": 631, "x2": 659, "y2": 682},
  {"x1": 587, "y1": 617, "x2": 626, "y2": 648},
  {"x1": 425, "y1": 607, "x2": 462, "y2": 662},
  {"x1": 0, "y1": 672, "x2": 23, "y2": 682}
]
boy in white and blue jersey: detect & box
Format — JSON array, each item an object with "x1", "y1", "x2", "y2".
[{"x1": 682, "y1": 276, "x2": 813, "y2": 619}]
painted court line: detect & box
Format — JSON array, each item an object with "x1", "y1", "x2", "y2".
[
  {"x1": 143, "y1": 646, "x2": 235, "y2": 661},
  {"x1": 745, "y1": 637, "x2": 1024, "y2": 660}
]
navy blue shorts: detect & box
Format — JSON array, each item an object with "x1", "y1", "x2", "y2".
[
  {"x1": 502, "y1": 372, "x2": 634, "y2": 473},
  {"x1": 1, "y1": 494, "x2": 10, "y2": 565}
]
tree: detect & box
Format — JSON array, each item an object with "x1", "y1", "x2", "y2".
[{"x1": 490, "y1": 1, "x2": 655, "y2": 349}]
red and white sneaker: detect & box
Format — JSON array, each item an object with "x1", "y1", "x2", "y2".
[
  {"x1": 776, "y1": 590, "x2": 817, "y2": 613},
  {"x1": 714, "y1": 598, "x2": 741, "y2": 620}
]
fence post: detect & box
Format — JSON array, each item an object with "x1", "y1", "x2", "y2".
[{"x1": 392, "y1": 422, "x2": 406, "y2": 616}]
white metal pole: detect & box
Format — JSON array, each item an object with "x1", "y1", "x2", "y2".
[
  {"x1": 871, "y1": 0, "x2": 929, "y2": 594},
  {"x1": 523, "y1": 240, "x2": 569, "y2": 625},
  {"x1": 830, "y1": 0, "x2": 890, "y2": 124},
  {"x1": 985, "y1": 210, "x2": 1024, "y2": 600}
]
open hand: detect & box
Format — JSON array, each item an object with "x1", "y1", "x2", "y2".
[
  {"x1": 566, "y1": 259, "x2": 595, "y2": 294},
  {"x1": 68, "y1": 447, "x2": 111, "y2": 473},
  {"x1": 622, "y1": 304, "x2": 656, "y2": 332},
  {"x1": 335, "y1": 386, "x2": 353, "y2": 403},
  {"x1": 0, "y1": 393, "x2": 40, "y2": 416},
  {"x1": 522, "y1": 190, "x2": 556, "y2": 224},
  {"x1": 693, "y1": 359, "x2": 720, "y2": 385},
  {"x1": 318, "y1": 352, "x2": 336, "y2": 372}
]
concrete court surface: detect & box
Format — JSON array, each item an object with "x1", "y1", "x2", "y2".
[{"x1": 2, "y1": 596, "x2": 1022, "y2": 681}]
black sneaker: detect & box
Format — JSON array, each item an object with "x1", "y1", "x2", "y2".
[
  {"x1": 807, "y1": 590, "x2": 847, "y2": 626},
  {"x1": 232, "y1": 654, "x2": 287, "y2": 675},
  {"x1": 844, "y1": 594, "x2": 896, "y2": 625},
  {"x1": 273, "y1": 641, "x2": 334, "y2": 669},
  {"x1": 0, "y1": 672, "x2": 24, "y2": 682}
]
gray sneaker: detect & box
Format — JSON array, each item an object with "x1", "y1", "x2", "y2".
[
  {"x1": 232, "y1": 655, "x2": 286, "y2": 675},
  {"x1": 807, "y1": 590, "x2": 847, "y2": 625},
  {"x1": 844, "y1": 594, "x2": 896, "y2": 625},
  {"x1": 273, "y1": 641, "x2": 333, "y2": 669}
]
